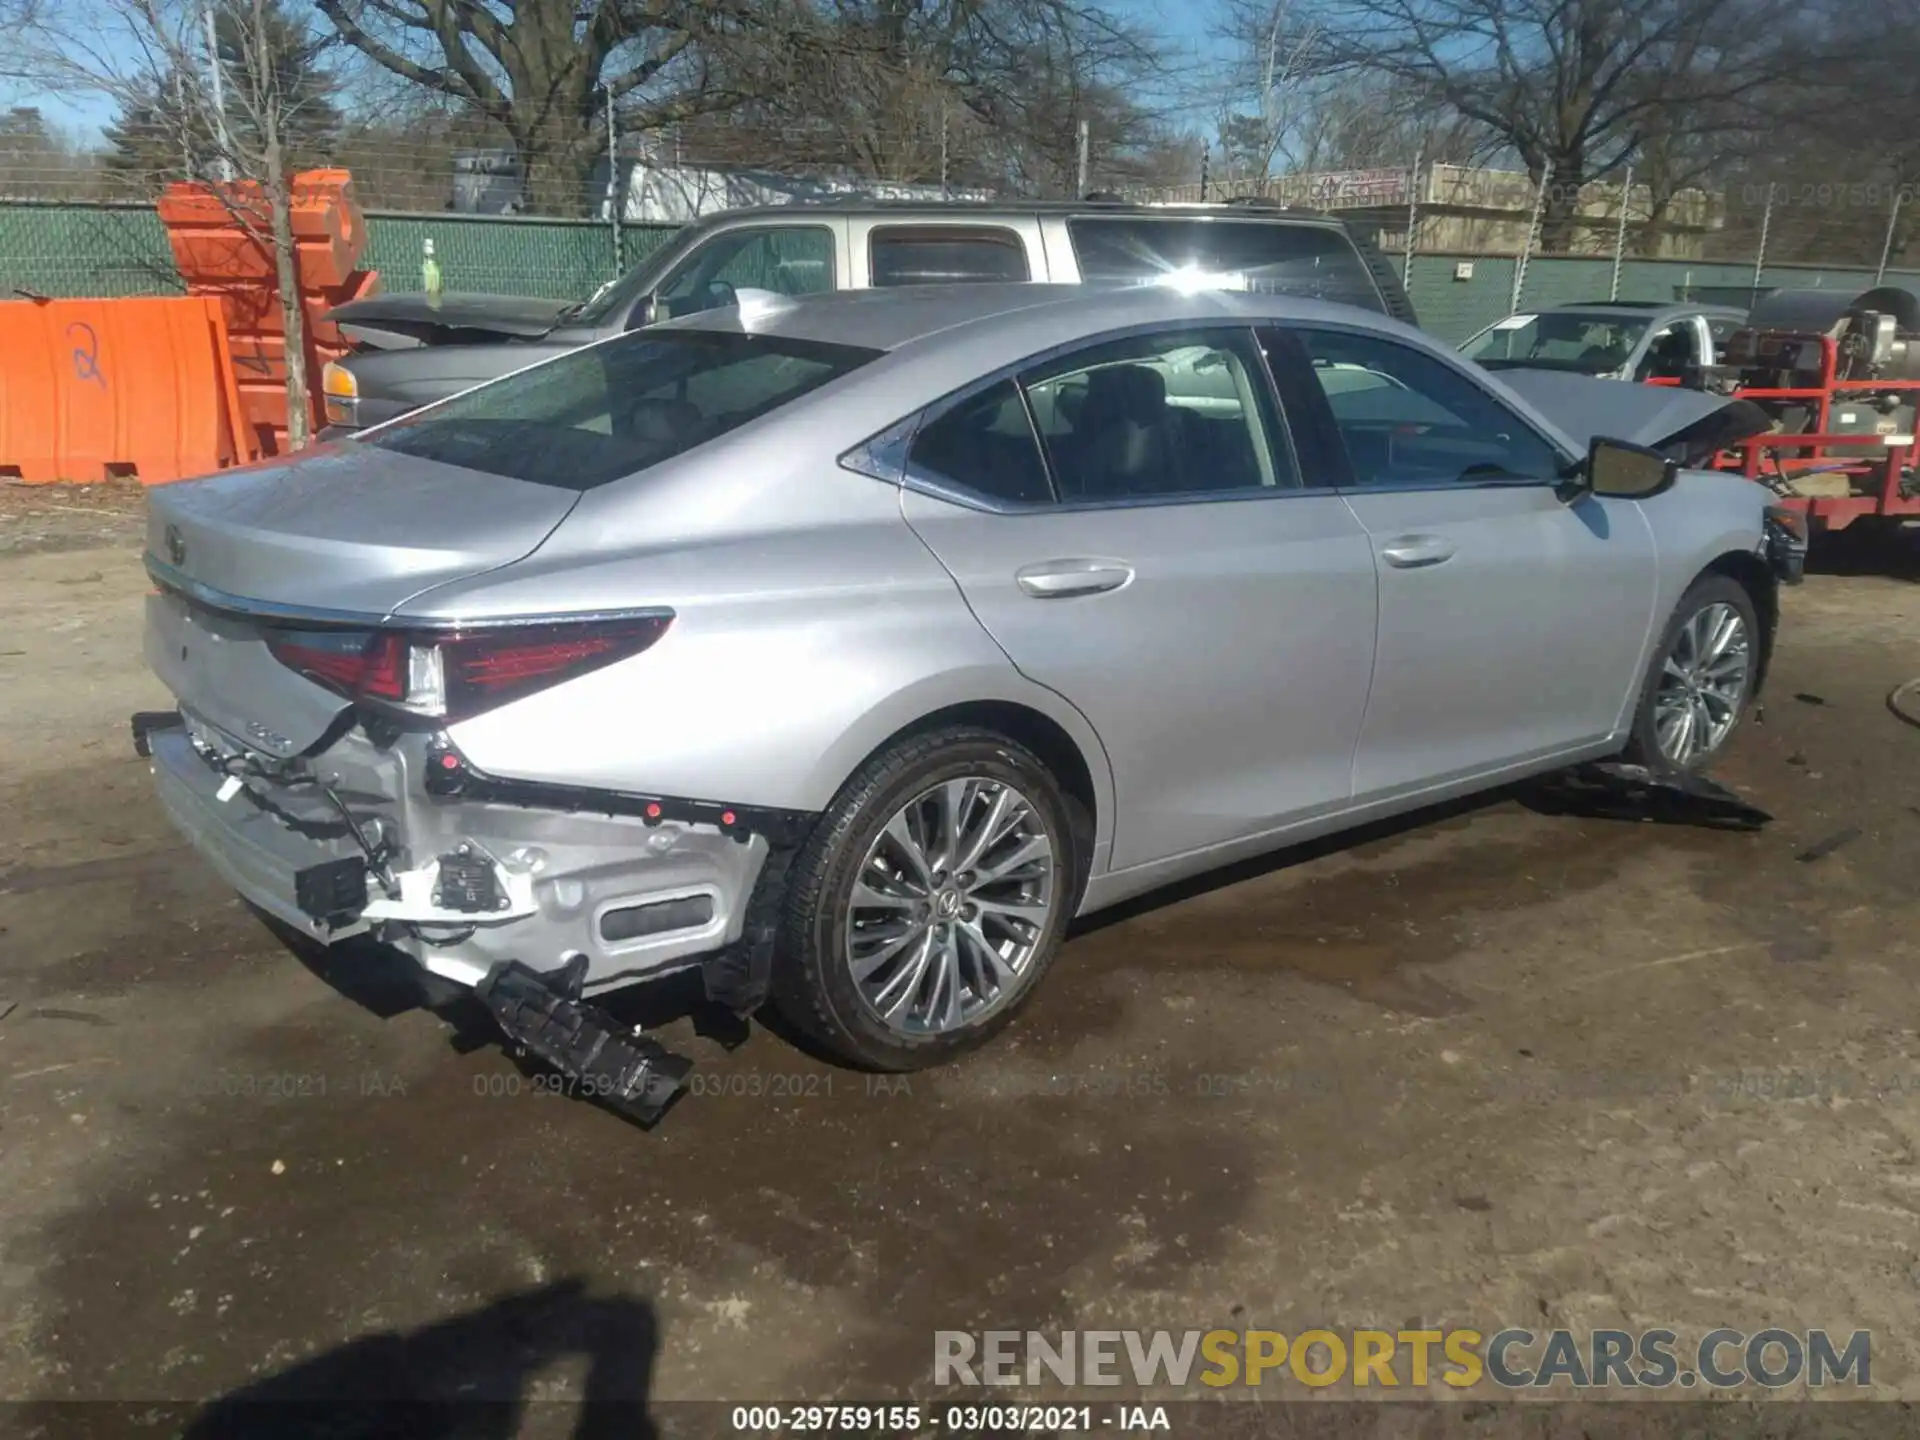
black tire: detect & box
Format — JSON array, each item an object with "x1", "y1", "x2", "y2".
[
  {"x1": 771, "y1": 726, "x2": 1081, "y2": 1071},
  {"x1": 1622, "y1": 573, "x2": 1761, "y2": 777}
]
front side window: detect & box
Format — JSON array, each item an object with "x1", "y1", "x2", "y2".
[
  {"x1": 1018, "y1": 328, "x2": 1294, "y2": 502},
  {"x1": 871, "y1": 227, "x2": 1030, "y2": 286},
  {"x1": 653, "y1": 226, "x2": 835, "y2": 320},
  {"x1": 363, "y1": 331, "x2": 879, "y2": 489},
  {"x1": 1066, "y1": 218, "x2": 1383, "y2": 312},
  {"x1": 1294, "y1": 327, "x2": 1566, "y2": 488}
]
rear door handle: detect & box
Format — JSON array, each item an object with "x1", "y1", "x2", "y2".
[
  {"x1": 1015, "y1": 560, "x2": 1135, "y2": 598},
  {"x1": 1379, "y1": 534, "x2": 1457, "y2": 569}
]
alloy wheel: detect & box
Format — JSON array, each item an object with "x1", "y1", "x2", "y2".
[
  {"x1": 1653, "y1": 601, "x2": 1751, "y2": 767},
  {"x1": 844, "y1": 776, "x2": 1057, "y2": 1036}
]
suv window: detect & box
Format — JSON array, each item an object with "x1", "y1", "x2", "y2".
[
  {"x1": 907, "y1": 380, "x2": 1053, "y2": 505},
  {"x1": 1293, "y1": 327, "x2": 1565, "y2": 487},
  {"x1": 1067, "y1": 218, "x2": 1383, "y2": 312},
  {"x1": 872, "y1": 227, "x2": 1030, "y2": 286},
  {"x1": 1019, "y1": 328, "x2": 1293, "y2": 501},
  {"x1": 364, "y1": 331, "x2": 879, "y2": 489},
  {"x1": 654, "y1": 226, "x2": 834, "y2": 320}
]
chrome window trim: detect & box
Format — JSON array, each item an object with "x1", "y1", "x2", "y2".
[{"x1": 145, "y1": 555, "x2": 676, "y2": 631}]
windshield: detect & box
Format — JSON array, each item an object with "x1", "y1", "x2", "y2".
[
  {"x1": 1461, "y1": 312, "x2": 1651, "y2": 374},
  {"x1": 360, "y1": 330, "x2": 881, "y2": 489}
]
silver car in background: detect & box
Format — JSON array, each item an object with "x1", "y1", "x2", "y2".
[{"x1": 139, "y1": 283, "x2": 1804, "y2": 1119}]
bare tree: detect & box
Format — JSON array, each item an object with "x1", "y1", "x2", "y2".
[
  {"x1": 1211, "y1": 0, "x2": 1321, "y2": 183},
  {"x1": 1307, "y1": 0, "x2": 1807, "y2": 248},
  {"x1": 681, "y1": 0, "x2": 1168, "y2": 196},
  {"x1": 314, "y1": 0, "x2": 764, "y2": 214},
  {"x1": 0, "y1": 0, "x2": 44, "y2": 80},
  {"x1": 28, "y1": 0, "x2": 339, "y2": 447},
  {"x1": 1288, "y1": 74, "x2": 1487, "y2": 171}
]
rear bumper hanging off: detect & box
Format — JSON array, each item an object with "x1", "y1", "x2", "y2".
[{"x1": 475, "y1": 960, "x2": 694, "y2": 1127}]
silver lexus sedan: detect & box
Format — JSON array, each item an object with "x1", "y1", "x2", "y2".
[{"x1": 138, "y1": 283, "x2": 1805, "y2": 1118}]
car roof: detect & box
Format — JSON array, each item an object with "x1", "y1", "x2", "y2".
[
  {"x1": 1536, "y1": 301, "x2": 1747, "y2": 320},
  {"x1": 675, "y1": 199, "x2": 1351, "y2": 228},
  {"x1": 660, "y1": 281, "x2": 1404, "y2": 356}
]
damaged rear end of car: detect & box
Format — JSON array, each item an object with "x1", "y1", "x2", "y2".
[{"x1": 139, "y1": 324, "x2": 889, "y2": 1124}]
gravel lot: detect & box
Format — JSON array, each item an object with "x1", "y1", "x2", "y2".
[{"x1": 3, "y1": 482, "x2": 1920, "y2": 1435}]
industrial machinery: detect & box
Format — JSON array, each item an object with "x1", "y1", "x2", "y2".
[{"x1": 1694, "y1": 285, "x2": 1920, "y2": 533}]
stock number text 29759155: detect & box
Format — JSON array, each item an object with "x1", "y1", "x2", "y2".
[{"x1": 729, "y1": 1406, "x2": 923, "y2": 1432}]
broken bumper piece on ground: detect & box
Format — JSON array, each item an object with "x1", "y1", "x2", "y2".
[{"x1": 475, "y1": 960, "x2": 694, "y2": 1128}]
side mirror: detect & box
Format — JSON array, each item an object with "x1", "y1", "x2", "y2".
[
  {"x1": 1585, "y1": 435, "x2": 1679, "y2": 500},
  {"x1": 640, "y1": 294, "x2": 665, "y2": 326}
]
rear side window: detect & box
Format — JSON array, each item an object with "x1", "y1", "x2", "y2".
[
  {"x1": 872, "y1": 227, "x2": 1030, "y2": 286},
  {"x1": 906, "y1": 379, "x2": 1053, "y2": 505},
  {"x1": 362, "y1": 331, "x2": 880, "y2": 489},
  {"x1": 1068, "y1": 218, "x2": 1384, "y2": 312}
]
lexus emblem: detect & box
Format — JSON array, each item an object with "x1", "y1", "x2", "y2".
[{"x1": 164, "y1": 524, "x2": 186, "y2": 567}]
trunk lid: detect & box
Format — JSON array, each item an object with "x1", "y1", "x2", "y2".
[
  {"x1": 145, "y1": 443, "x2": 583, "y2": 754},
  {"x1": 325, "y1": 291, "x2": 574, "y2": 350},
  {"x1": 145, "y1": 591, "x2": 355, "y2": 757},
  {"x1": 146, "y1": 442, "x2": 581, "y2": 615}
]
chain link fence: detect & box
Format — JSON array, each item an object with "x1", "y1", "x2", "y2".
[{"x1": 2, "y1": 183, "x2": 1918, "y2": 343}]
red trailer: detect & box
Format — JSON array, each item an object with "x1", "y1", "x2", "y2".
[{"x1": 1683, "y1": 287, "x2": 1920, "y2": 534}]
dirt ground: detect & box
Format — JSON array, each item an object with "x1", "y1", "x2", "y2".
[{"x1": 4, "y1": 481, "x2": 1920, "y2": 1434}]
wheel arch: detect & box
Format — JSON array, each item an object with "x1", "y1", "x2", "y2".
[
  {"x1": 1700, "y1": 549, "x2": 1779, "y2": 698},
  {"x1": 803, "y1": 682, "x2": 1114, "y2": 884}
]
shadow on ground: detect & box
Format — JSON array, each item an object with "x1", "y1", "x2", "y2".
[{"x1": 15, "y1": 1280, "x2": 659, "y2": 1440}]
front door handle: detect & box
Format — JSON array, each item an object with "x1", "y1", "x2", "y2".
[
  {"x1": 1379, "y1": 534, "x2": 1457, "y2": 569},
  {"x1": 1015, "y1": 560, "x2": 1134, "y2": 598}
]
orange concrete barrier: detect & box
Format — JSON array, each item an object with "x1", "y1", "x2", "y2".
[
  {"x1": 0, "y1": 296, "x2": 252, "y2": 485},
  {"x1": 159, "y1": 171, "x2": 378, "y2": 454}
]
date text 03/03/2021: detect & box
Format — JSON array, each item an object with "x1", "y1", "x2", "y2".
[{"x1": 727, "y1": 1405, "x2": 1171, "y2": 1432}]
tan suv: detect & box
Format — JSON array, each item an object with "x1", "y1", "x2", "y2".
[{"x1": 321, "y1": 200, "x2": 1421, "y2": 434}]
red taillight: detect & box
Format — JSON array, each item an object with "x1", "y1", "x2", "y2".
[
  {"x1": 266, "y1": 616, "x2": 670, "y2": 721},
  {"x1": 266, "y1": 630, "x2": 405, "y2": 700},
  {"x1": 434, "y1": 618, "x2": 670, "y2": 718},
  {"x1": 448, "y1": 632, "x2": 624, "y2": 692}
]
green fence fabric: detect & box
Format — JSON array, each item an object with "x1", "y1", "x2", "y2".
[
  {"x1": 0, "y1": 202, "x2": 185, "y2": 298},
  {"x1": 360, "y1": 212, "x2": 678, "y2": 300},
  {"x1": 0, "y1": 201, "x2": 677, "y2": 303},
  {"x1": 2, "y1": 199, "x2": 1916, "y2": 342}
]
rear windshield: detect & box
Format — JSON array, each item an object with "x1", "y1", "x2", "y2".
[
  {"x1": 360, "y1": 330, "x2": 882, "y2": 488},
  {"x1": 1067, "y1": 217, "x2": 1384, "y2": 312}
]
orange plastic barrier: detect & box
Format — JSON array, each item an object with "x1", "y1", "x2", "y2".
[
  {"x1": 158, "y1": 170, "x2": 380, "y2": 456},
  {"x1": 0, "y1": 296, "x2": 251, "y2": 485}
]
